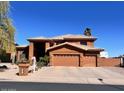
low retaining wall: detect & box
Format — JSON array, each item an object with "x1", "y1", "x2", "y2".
[{"x1": 98, "y1": 57, "x2": 121, "y2": 67}]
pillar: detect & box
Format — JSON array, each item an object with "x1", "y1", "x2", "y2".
[
  {"x1": 29, "y1": 42, "x2": 34, "y2": 60},
  {"x1": 45, "y1": 42, "x2": 50, "y2": 52},
  {"x1": 17, "y1": 51, "x2": 21, "y2": 61}
]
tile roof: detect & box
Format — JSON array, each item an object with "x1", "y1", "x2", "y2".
[
  {"x1": 27, "y1": 36, "x2": 48, "y2": 40},
  {"x1": 16, "y1": 45, "x2": 28, "y2": 48},
  {"x1": 51, "y1": 34, "x2": 96, "y2": 39},
  {"x1": 27, "y1": 34, "x2": 97, "y2": 41},
  {"x1": 46, "y1": 42, "x2": 104, "y2": 52}
]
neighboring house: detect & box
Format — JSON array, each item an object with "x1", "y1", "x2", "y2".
[
  {"x1": 16, "y1": 31, "x2": 104, "y2": 67},
  {"x1": 100, "y1": 51, "x2": 109, "y2": 58}
]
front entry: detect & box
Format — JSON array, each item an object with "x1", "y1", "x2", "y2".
[{"x1": 34, "y1": 42, "x2": 45, "y2": 61}]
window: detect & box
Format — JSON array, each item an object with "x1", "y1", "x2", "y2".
[
  {"x1": 56, "y1": 41, "x2": 64, "y2": 45},
  {"x1": 80, "y1": 41, "x2": 87, "y2": 45}
]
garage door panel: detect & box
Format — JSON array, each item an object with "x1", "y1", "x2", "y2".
[
  {"x1": 52, "y1": 54, "x2": 79, "y2": 66},
  {"x1": 83, "y1": 56, "x2": 96, "y2": 67}
]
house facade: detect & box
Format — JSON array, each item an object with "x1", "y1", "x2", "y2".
[{"x1": 16, "y1": 32, "x2": 104, "y2": 67}]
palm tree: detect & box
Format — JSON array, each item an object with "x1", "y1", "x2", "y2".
[{"x1": 84, "y1": 28, "x2": 92, "y2": 36}]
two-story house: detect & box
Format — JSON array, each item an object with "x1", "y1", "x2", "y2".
[{"x1": 16, "y1": 31, "x2": 104, "y2": 67}]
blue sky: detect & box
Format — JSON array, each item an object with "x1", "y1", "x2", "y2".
[{"x1": 10, "y1": 1, "x2": 124, "y2": 57}]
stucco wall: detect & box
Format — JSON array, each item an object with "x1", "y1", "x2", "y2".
[
  {"x1": 49, "y1": 45, "x2": 97, "y2": 67},
  {"x1": 49, "y1": 45, "x2": 82, "y2": 66},
  {"x1": 87, "y1": 41, "x2": 94, "y2": 47},
  {"x1": 98, "y1": 57, "x2": 121, "y2": 67}
]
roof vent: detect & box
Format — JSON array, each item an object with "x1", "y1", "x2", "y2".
[{"x1": 84, "y1": 28, "x2": 92, "y2": 36}]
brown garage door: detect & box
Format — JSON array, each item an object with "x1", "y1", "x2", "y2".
[
  {"x1": 83, "y1": 56, "x2": 96, "y2": 67},
  {"x1": 52, "y1": 54, "x2": 80, "y2": 66}
]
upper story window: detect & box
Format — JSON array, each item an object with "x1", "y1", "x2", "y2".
[
  {"x1": 56, "y1": 42, "x2": 60, "y2": 45},
  {"x1": 56, "y1": 41, "x2": 64, "y2": 45},
  {"x1": 80, "y1": 41, "x2": 87, "y2": 45}
]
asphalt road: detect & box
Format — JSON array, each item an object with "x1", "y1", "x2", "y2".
[{"x1": 0, "y1": 81, "x2": 124, "y2": 91}]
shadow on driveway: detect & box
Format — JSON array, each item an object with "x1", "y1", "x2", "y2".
[{"x1": 0, "y1": 81, "x2": 124, "y2": 91}]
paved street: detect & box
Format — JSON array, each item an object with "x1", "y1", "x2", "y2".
[
  {"x1": 0, "y1": 63, "x2": 124, "y2": 91},
  {"x1": 0, "y1": 81, "x2": 124, "y2": 91}
]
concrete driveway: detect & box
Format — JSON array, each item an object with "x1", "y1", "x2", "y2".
[{"x1": 0, "y1": 63, "x2": 124, "y2": 90}]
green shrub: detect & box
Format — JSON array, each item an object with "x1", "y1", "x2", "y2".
[
  {"x1": 37, "y1": 55, "x2": 49, "y2": 69},
  {"x1": 0, "y1": 49, "x2": 10, "y2": 62},
  {"x1": 0, "y1": 54, "x2": 10, "y2": 62}
]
